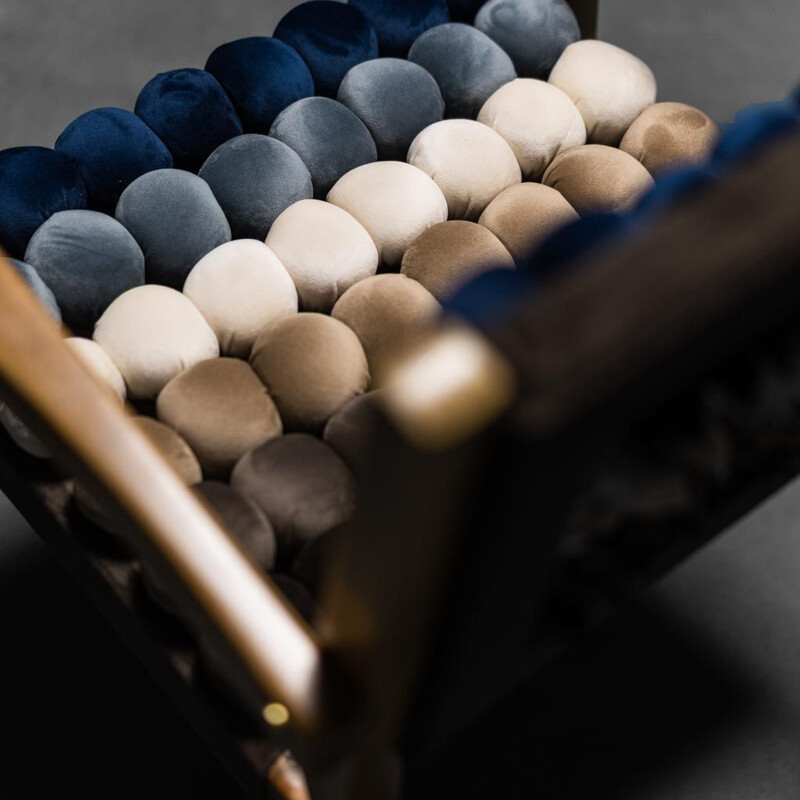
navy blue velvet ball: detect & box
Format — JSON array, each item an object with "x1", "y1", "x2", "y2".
[
  {"x1": 134, "y1": 68, "x2": 243, "y2": 173},
  {"x1": 55, "y1": 108, "x2": 172, "y2": 214},
  {"x1": 637, "y1": 164, "x2": 718, "y2": 216},
  {"x1": 274, "y1": 1, "x2": 379, "y2": 98},
  {"x1": 270, "y1": 97, "x2": 377, "y2": 198},
  {"x1": 0, "y1": 146, "x2": 87, "y2": 259},
  {"x1": 444, "y1": 267, "x2": 532, "y2": 330},
  {"x1": 713, "y1": 100, "x2": 800, "y2": 166},
  {"x1": 205, "y1": 37, "x2": 315, "y2": 134},
  {"x1": 9, "y1": 259, "x2": 62, "y2": 322},
  {"x1": 350, "y1": 0, "x2": 450, "y2": 57},
  {"x1": 447, "y1": 0, "x2": 485, "y2": 22}
]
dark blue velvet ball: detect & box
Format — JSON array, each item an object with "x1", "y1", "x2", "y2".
[
  {"x1": 637, "y1": 164, "x2": 718, "y2": 216},
  {"x1": 273, "y1": 1, "x2": 379, "y2": 98},
  {"x1": 55, "y1": 108, "x2": 172, "y2": 214},
  {"x1": 9, "y1": 259, "x2": 62, "y2": 322},
  {"x1": 205, "y1": 37, "x2": 315, "y2": 134},
  {"x1": 713, "y1": 100, "x2": 800, "y2": 166},
  {"x1": 447, "y1": 0, "x2": 485, "y2": 22},
  {"x1": 350, "y1": 0, "x2": 450, "y2": 57},
  {"x1": 791, "y1": 84, "x2": 800, "y2": 107},
  {"x1": 0, "y1": 146, "x2": 87, "y2": 259},
  {"x1": 134, "y1": 68, "x2": 243, "y2": 173},
  {"x1": 444, "y1": 267, "x2": 532, "y2": 330}
]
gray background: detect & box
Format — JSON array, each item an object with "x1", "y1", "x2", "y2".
[{"x1": 1, "y1": 1, "x2": 800, "y2": 797}]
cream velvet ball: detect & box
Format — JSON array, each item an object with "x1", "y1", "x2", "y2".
[
  {"x1": 266, "y1": 199, "x2": 379, "y2": 313},
  {"x1": 65, "y1": 337, "x2": 126, "y2": 403},
  {"x1": 407, "y1": 119, "x2": 521, "y2": 220},
  {"x1": 93, "y1": 285, "x2": 219, "y2": 400},
  {"x1": 183, "y1": 239, "x2": 298, "y2": 358},
  {"x1": 327, "y1": 161, "x2": 448, "y2": 269},
  {"x1": 549, "y1": 40, "x2": 657, "y2": 146},
  {"x1": 477, "y1": 78, "x2": 586, "y2": 180}
]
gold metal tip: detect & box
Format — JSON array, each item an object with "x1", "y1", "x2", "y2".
[
  {"x1": 263, "y1": 702, "x2": 291, "y2": 728},
  {"x1": 268, "y1": 751, "x2": 312, "y2": 800}
]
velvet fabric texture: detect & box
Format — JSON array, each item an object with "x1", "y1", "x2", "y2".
[
  {"x1": 55, "y1": 108, "x2": 172, "y2": 213},
  {"x1": 408, "y1": 119, "x2": 521, "y2": 220},
  {"x1": 250, "y1": 313, "x2": 370, "y2": 433},
  {"x1": 273, "y1": 1, "x2": 379, "y2": 98},
  {"x1": 157, "y1": 358, "x2": 283, "y2": 479},
  {"x1": 349, "y1": 0, "x2": 450, "y2": 57},
  {"x1": 205, "y1": 37, "x2": 314, "y2": 134},
  {"x1": 408, "y1": 23, "x2": 516, "y2": 119},
  {"x1": 9, "y1": 259, "x2": 61, "y2": 321},
  {"x1": 115, "y1": 169, "x2": 231, "y2": 289},
  {"x1": 337, "y1": 59, "x2": 444, "y2": 160},
  {"x1": 400, "y1": 220, "x2": 514, "y2": 301},
  {"x1": 445, "y1": 266, "x2": 532, "y2": 329},
  {"x1": 65, "y1": 337, "x2": 127, "y2": 403},
  {"x1": 199, "y1": 134, "x2": 313, "y2": 240},
  {"x1": 266, "y1": 200, "x2": 378, "y2": 313},
  {"x1": 447, "y1": 0, "x2": 484, "y2": 22},
  {"x1": 323, "y1": 391, "x2": 383, "y2": 477},
  {"x1": 542, "y1": 145, "x2": 655, "y2": 215},
  {"x1": 475, "y1": 0, "x2": 579, "y2": 78},
  {"x1": 269, "y1": 97, "x2": 377, "y2": 198},
  {"x1": 183, "y1": 239, "x2": 298, "y2": 358},
  {"x1": 636, "y1": 164, "x2": 718, "y2": 216},
  {"x1": 0, "y1": 405, "x2": 50, "y2": 459},
  {"x1": 713, "y1": 100, "x2": 800, "y2": 166},
  {"x1": 25, "y1": 210, "x2": 144, "y2": 332},
  {"x1": 0, "y1": 147, "x2": 87, "y2": 259},
  {"x1": 135, "y1": 68, "x2": 243, "y2": 173},
  {"x1": 331, "y1": 274, "x2": 440, "y2": 386}
]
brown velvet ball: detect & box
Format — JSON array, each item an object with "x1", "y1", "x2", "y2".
[
  {"x1": 620, "y1": 101, "x2": 720, "y2": 176},
  {"x1": 331, "y1": 274, "x2": 440, "y2": 387},
  {"x1": 230, "y1": 433, "x2": 357, "y2": 556},
  {"x1": 478, "y1": 183, "x2": 579, "y2": 263},
  {"x1": 250, "y1": 313, "x2": 370, "y2": 433},
  {"x1": 156, "y1": 358, "x2": 282, "y2": 479},
  {"x1": 400, "y1": 220, "x2": 514, "y2": 302},
  {"x1": 323, "y1": 391, "x2": 383, "y2": 477},
  {"x1": 542, "y1": 144, "x2": 655, "y2": 215}
]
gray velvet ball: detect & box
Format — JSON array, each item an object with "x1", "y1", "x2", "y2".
[
  {"x1": 408, "y1": 23, "x2": 517, "y2": 119},
  {"x1": 9, "y1": 259, "x2": 61, "y2": 322},
  {"x1": 24, "y1": 210, "x2": 144, "y2": 332},
  {"x1": 475, "y1": 0, "x2": 580, "y2": 79},
  {"x1": 337, "y1": 58, "x2": 444, "y2": 160},
  {"x1": 199, "y1": 134, "x2": 313, "y2": 240},
  {"x1": 115, "y1": 169, "x2": 231, "y2": 289},
  {"x1": 270, "y1": 97, "x2": 378, "y2": 199}
]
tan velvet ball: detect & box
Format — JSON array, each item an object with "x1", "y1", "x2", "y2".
[
  {"x1": 478, "y1": 183, "x2": 579, "y2": 263},
  {"x1": 157, "y1": 358, "x2": 283, "y2": 479},
  {"x1": 620, "y1": 102, "x2": 720, "y2": 175},
  {"x1": 400, "y1": 221, "x2": 514, "y2": 301},
  {"x1": 331, "y1": 274, "x2": 440, "y2": 387},
  {"x1": 250, "y1": 313, "x2": 369, "y2": 432},
  {"x1": 542, "y1": 145, "x2": 655, "y2": 215}
]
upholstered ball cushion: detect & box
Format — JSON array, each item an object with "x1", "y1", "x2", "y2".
[
  {"x1": 115, "y1": 169, "x2": 231, "y2": 289},
  {"x1": 0, "y1": 405, "x2": 50, "y2": 459},
  {"x1": 25, "y1": 210, "x2": 144, "y2": 332},
  {"x1": 55, "y1": 107, "x2": 172, "y2": 213},
  {"x1": 266, "y1": 200, "x2": 378, "y2": 313},
  {"x1": 620, "y1": 102, "x2": 720, "y2": 175},
  {"x1": 9, "y1": 259, "x2": 61, "y2": 321},
  {"x1": 205, "y1": 37, "x2": 314, "y2": 134},
  {"x1": 349, "y1": 0, "x2": 450, "y2": 57},
  {"x1": 94, "y1": 285, "x2": 219, "y2": 399},
  {"x1": 408, "y1": 23, "x2": 516, "y2": 119},
  {"x1": 549, "y1": 40, "x2": 658, "y2": 146},
  {"x1": 479, "y1": 183, "x2": 579, "y2": 263},
  {"x1": 0, "y1": 147, "x2": 87, "y2": 259},
  {"x1": 542, "y1": 145, "x2": 655, "y2": 215},
  {"x1": 323, "y1": 391, "x2": 383, "y2": 477},
  {"x1": 475, "y1": 0, "x2": 579, "y2": 78},
  {"x1": 157, "y1": 358, "x2": 283, "y2": 479},
  {"x1": 408, "y1": 119, "x2": 521, "y2": 220},
  {"x1": 134, "y1": 68, "x2": 243, "y2": 173},
  {"x1": 65, "y1": 337, "x2": 126, "y2": 403},
  {"x1": 400, "y1": 220, "x2": 514, "y2": 301},
  {"x1": 477, "y1": 78, "x2": 586, "y2": 180},
  {"x1": 231, "y1": 433, "x2": 357, "y2": 555},
  {"x1": 183, "y1": 239, "x2": 298, "y2": 358},
  {"x1": 331, "y1": 274, "x2": 440, "y2": 386},
  {"x1": 269, "y1": 97, "x2": 377, "y2": 198},
  {"x1": 327, "y1": 161, "x2": 448, "y2": 268},
  {"x1": 337, "y1": 59, "x2": 444, "y2": 160},
  {"x1": 199, "y1": 134, "x2": 313, "y2": 240},
  {"x1": 273, "y1": 1, "x2": 379, "y2": 98},
  {"x1": 250, "y1": 313, "x2": 370, "y2": 432}
]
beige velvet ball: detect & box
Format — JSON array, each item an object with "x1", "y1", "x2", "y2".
[
  {"x1": 327, "y1": 161, "x2": 448, "y2": 269},
  {"x1": 250, "y1": 313, "x2": 370, "y2": 432},
  {"x1": 183, "y1": 239, "x2": 298, "y2": 358},
  {"x1": 549, "y1": 40, "x2": 657, "y2": 146},
  {"x1": 542, "y1": 145, "x2": 654, "y2": 215},
  {"x1": 407, "y1": 119, "x2": 521, "y2": 220},
  {"x1": 65, "y1": 337, "x2": 127, "y2": 403},
  {"x1": 477, "y1": 78, "x2": 586, "y2": 180},
  {"x1": 266, "y1": 199, "x2": 379, "y2": 313}
]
